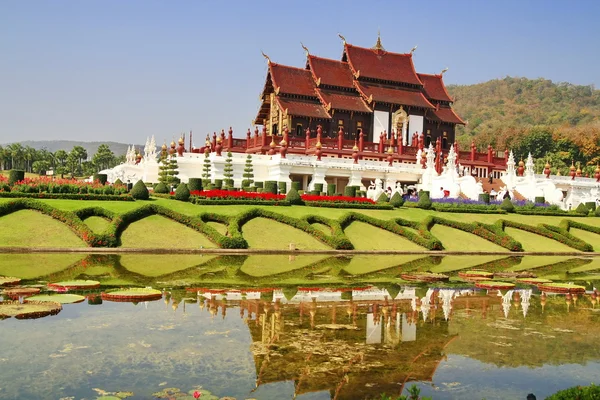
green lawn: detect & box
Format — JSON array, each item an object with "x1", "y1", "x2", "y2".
[
  {"x1": 242, "y1": 217, "x2": 330, "y2": 250},
  {"x1": 504, "y1": 227, "x2": 577, "y2": 252},
  {"x1": 430, "y1": 225, "x2": 509, "y2": 252},
  {"x1": 0, "y1": 210, "x2": 86, "y2": 248},
  {"x1": 345, "y1": 221, "x2": 426, "y2": 251},
  {"x1": 506, "y1": 256, "x2": 574, "y2": 271},
  {"x1": 341, "y1": 255, "x2": 422, "y2": 275},
  {"x1": 119, "y1": 215, "x2": 217, "y2": 249},
  {"x1": 84, "y1": 216, "x2": 111, "y2": 233},
  {"x1": 239, "y1": 254, "x2": 327, "y2": 277},
  {"x1": 569, "y1": 229, "x2": 600, "y2": 252},
  {"x1": 120, "y1": 254, "x2": 217, "y2": 276}
]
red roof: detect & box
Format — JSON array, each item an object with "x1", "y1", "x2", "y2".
[
  {"x1": 344, "y1": 44, "x2": 422, "y2": 86},
  {"x1": 276, "y1": 97, "x2": 331, "y2": 119},
  {"x1": 428, "y1": 106, "x2": 465, "y2": 125},
  {"x1": 355, "y1": 82, "x2": 434, "y2": 109},
  {"x1": 418, "y1": 73, "x2": 454, "y2": 103},
  {"x1": 316, "y1": 89, "x2": 371, "y2": 113},
  {"x1": 307, "y1": 55, "x2": 354, "y2": 89},
  {"x1": 269, "y1": 63, "x2": 316, "y2": 97}
]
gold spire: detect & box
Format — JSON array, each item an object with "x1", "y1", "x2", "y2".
[
  {"x1": 387, "y1": 146, "x2": 393, "y2": 154},
  {"x1": 570, "y1": 161, "x2": 576, "y2": 171},
  {"x1": 372, "y1": 30, "x2": 385, "y2": 51},
  {"x1": 261, "y1": 50, "x2": 271, "y2": 64},
  {"x1": 352, "y1": 139, "x2": 359, "y2": 152},
  {"x1": 301, "y1": 42, "x2": 309, "y2": 57}
]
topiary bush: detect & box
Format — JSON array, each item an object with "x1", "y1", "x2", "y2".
[
  {"x1": 154, "y1": 182, "x2": 168, "y2": 194},
  {"x1": 8, "y1": 170, "x2": 25, "y2": 185},
  {"x1": 175, "y1": 183, "x2": 190, "y2": 201},
  {"x1": 344, "y1": 186, "x2": 357, "y2": 197},
  {"x1": 327, "y1": 183, "x2": 336, "y2": 196},
  {"x1": 93, "y1": 174, "x2": 108, "y2": 185},
  {"x1": 500, "y1": 197, "x2": 515, "y2": 212},
  {"x1": 314, "y1": 183, "x2": 324, "y2": 193},
  {"x1": 131, "y1": 180, "x2": 149, "y2": 200},
  {"x1": 265, "y1": 181, "x2": 278, "y2": 194},
  {"x1": 254, "y1": 181, "x2": 264, "y2": 189},
  {"x1": 596, "y1": 206, "x2": 600, "y2": 217},
  {"x1": 188, "y1": 178, "x2": 202, "y2": 192},
  {"x1": 417, "y1": 191, "x2": 432, "y2": 209},
  {"x1": 286, "y1": 188, "x2": 303, "y2": 205},
  {"x1": 389, "y1": 191, "x2": 404, "y2": 207},
  {"x1": 213, "y1": 179, "x2": 223, "y2": 189},
  {"x1": 575, "y1": 203, "x2": 590, "y2": 215},
  {"x1": 278, "y1": 181, "x2": 287, "y2": 194},
  {"x1": 585, "y1": 202, "x2": 596, "y2": 212},
  {"x1": 376, "y1": 192, "x2": 389, "y2": 203},
  {"x1": 291, "y1": 181, "x2": 301, "y2": 191},
  {"x1": 534, "y1": 196, "x2": 545, "y2": 204},
  {"x1": 478, "y1": 193, "x2": 491, "y2": 204},
  {"x1": 113, "y1": 178, "x2": 123, "y2": 186}
]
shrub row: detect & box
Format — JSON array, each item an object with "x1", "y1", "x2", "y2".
[
  {"x1": 302, "y1": 214, "x2": 352, "y2": 249},
  {"x1": 431, "y1": 205, "x2": 507, "y2": 214},
  {"x1": 304, "y1": 201, "x2": 393, "y2": 210},
  {"x1": 191, "y1": 198, "x2": 290, "y2": 206},
  {"x1": 562, "y1": 219, "x2": 600, "y2": 235},
  {"x1": 0, "y1": 191, "x2": 134, "y2": 201},
  {"x1": 499, "y1": 220, "x2": 593, "y2": 251}
]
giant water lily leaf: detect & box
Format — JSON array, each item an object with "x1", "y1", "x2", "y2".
[
  {"x1": 27, "y1": 294, "x2": 86, "y2": 304},
  {"x1": 49, "y1": 280, "x2": 100, "y2": 290},
  {"x1": 0, "y1": 276, "x2": 21, "y2": 286},
  {"x1": 1, "y1": 287, "x2": 41, "y2": 298},
  {"x1": 0, "y1": 300, "x2": 62, "y2": 319},
  {"x1": 102, "y1": 288, "x2": 162, "y2": 302}
]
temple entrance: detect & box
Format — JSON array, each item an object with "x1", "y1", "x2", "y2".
[{"x1": 392, "y1": 106, "x2": 408, "y2": 145}]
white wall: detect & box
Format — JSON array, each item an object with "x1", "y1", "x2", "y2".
[
  {"x1": 373, "y1": 110, "x2": 389, "y2": 143},
  {"x1": 408, "y1": 115, "x2": 423, "y2": 145}
]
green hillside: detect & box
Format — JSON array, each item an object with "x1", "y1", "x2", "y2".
[{"x1": 447, "y1": 77, "x2": 600, "y2": 168}]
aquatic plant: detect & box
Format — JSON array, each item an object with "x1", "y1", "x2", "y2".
[
  {"x1": 0, "y1": 276, "x2": 21, "y2": 286},
  {"x1": 27, "y1": 294, "x2": 86, "y2": 304},
  {"x1": 0, "y1": 300, "x2": 62, "y2": 319},
  {"x1": 48, "y1": 279, "x2": 100, "y2": 290},
  {"x1": 475, "y1": 281, "x2": 515, "y2": 290},
  {"x1": 538, "y1": 282, "x2": 586, "y2": 294},
  {"x1": 102, "y1": 288, "x2": 163, "y2": 302}
]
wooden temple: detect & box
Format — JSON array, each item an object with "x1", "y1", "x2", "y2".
[{"x1": 254, "y1": 33, "x2": 465, "y2": 148}]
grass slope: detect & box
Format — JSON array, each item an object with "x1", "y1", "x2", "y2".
[
  {"x1": 568, "y1": 229, "x2": 600, "y2": 252},
  {"x1": 242, "y1": 218, "x2": 330, "y2": 250},
  {"x1": 430, "y1": 225, "x2": 508, "y2": 252},
  {"x1": 84, "y1": 216, "x2": 111, "y2": 233},
  {"x1": 119, "y1": 254, "x2": 217, "y2": 276},
  {"x1": 344, "y1": 222, "x2": 426, "y2": 251},
  {"x1": 504, "y1": 227, "x2": 576, "y2": 252},
  {"x1": 0, "y1": 210, "x2": 86, "y2": 248},
  {"x1": 429, "y1": 256, "x2": 505, "y2": 273},
  {"x1": 119, "y1": 215, "x2": 217, "y2": 249}
]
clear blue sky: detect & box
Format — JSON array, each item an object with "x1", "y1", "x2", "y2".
[{"x1": 1, "y1": 0, "x2": 599, "y2": 145}]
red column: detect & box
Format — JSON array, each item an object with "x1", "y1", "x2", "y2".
[
  {"x1": 378, "y1": 133, "x2": 384, "y2": 154},
  {"x1": 470, "y1": 141, "x2": 476, "y2": 161},
  {"x1": 246, "y1": 129, "x2": 251, "y2": 150},
  {"x1": 337, "y1": 126, "x2": 344, "y2": 151},
  {"x1": 359, "y1": 130, "x2": 364, "y2": 152},
  {"x1": 228, "y1": 127, "x2": 233, "y2": 150},
  {"x1": 305, "y1": 127, "x2": 311, "y2": 150},
  {"x1": 435, "y1": 137, "x2": 441, "y2": 174},
  {"x1": 261, "y1": 126, "x2": 267, "y2": 147},
  {"x1": 487, "y1": 145, "x2": 493, "y2": 163}
]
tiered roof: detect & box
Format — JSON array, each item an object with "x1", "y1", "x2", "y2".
[{"x1": 255, "y1": 36, "x2": 463, "y2": 126}]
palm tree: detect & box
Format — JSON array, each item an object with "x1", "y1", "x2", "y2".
[{"x1": 7, "y1": 143, "x2": 25, "y2": 170}]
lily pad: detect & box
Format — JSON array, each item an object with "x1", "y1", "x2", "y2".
[
  {"x1": 458, "y1": 270, "x2": 494, "y2": 278},
  {"x1": 0, "y1": 300, "x2": 62, "y2": 319},
  {"x1": 401, "y1": 272, "x2": 449, "y2": 283},
  {"x1": 27, "y1": 294, "x2": 86, "y2": 304},
  {"x1": 49, "y1": 280, "x2": 100, "y2": 290},
  {"x1": 475, "y1": 281, "x2": 516, "y2": 290},
  {"x1": 538, "y1": 282, "x2": 586, "y2": 294},
  {"x1": 494, "y1": 271, "x2": 536, "y2": 279},
  {"x1": 102, "y1": 288, "x2": 162, "y2": 302},
  {"x1": 1, "y1": 287, "x2": 41, "y2": 298},
  {"x1": 0, "y1": 276, "x2": 21, "y2": 286},
  {"x1": 517, "y1": 277, "x2": 553, "y2": 285}
]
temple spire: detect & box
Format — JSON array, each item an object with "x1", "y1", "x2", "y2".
[{"x1": 372, "y1": 30, "x2": 385, "y2": 51}]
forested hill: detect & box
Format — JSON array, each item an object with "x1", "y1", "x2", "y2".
[
  {"x1": 4, "y1": 140, "x2": 143, "y2": 156},
  {"x1": 447, "y1": 77, "x2": 600, "y2": 145}
]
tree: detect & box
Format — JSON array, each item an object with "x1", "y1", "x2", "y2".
[
  {"x1": 7, "y1": 143, "x2": 24, "y2": 170},
  {"x1": 65, "y1": 151, "x2": 80, "y2": 178},
  {"x1": 54, "y1": 150, "x2": 68, "y2": 177},
  {"x1": 514, "y1": 126, "x2": 554, "y2": 160},
  {"x1": 32, "y1": 160, "x2": 51, "y2": 175},
  {"x1": 202, "y1": 152, "x2": 212, "y2": 181},
  {"x1": 92, "y1": 144, "x2": 115, "y2": 171},
  {"x1": 71, "y1": 146, "x2": 88, "y2": 170},
  {"x1": 242, "y1": 155, "x2": 254, "y2": 187},
  {"x1": 158, "y1": 155, "x2": 180, "y2": 187},
  {"x1": 223, "y1": 151, "x2": 234, "y2": 187}
]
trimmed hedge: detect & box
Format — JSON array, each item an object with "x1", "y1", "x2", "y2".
[
  {"x1": 500, "y1": 197, "x2": 515, "y2": 212},
  {"x1": 175, "y1": 183, "x2": 190, "y2": 201},
  {"x1": 93, "y1": 174, "x2": 108, "y2": 185},
  {"x1": 291, "y1": 181, "x2": 301, "y2": 191},
  {"x1": 114, "y1": 178, "x2": 124, "y2": 186},
  {"x1": 131, "y1": 180, "x2": 149, "y2": 200},
  {"x1": 343, "y1": 186, "x2": 357, "y2": 198},
  {"x1": 327, "y1": 183, "x2": 336, "y2": 196},
  {"x1": 0, "y1": 192, "x2": 134, "y2": 201},
  {"x1": 213, "y1": 179, "x2": 223, "y2": 189},
  {"x1": 376, "y1": 192, "x2": 389, "y2": 203},
  {"x1": 8, "y1": 170, "x2": 25, "y2": 185},
  {"x1": 314, "y1": 183, "x2": 324, "y2": 193},
  {"x1": 478, "y1": 193, "x2": 491, "y2": 204},
  {"x1": 575, "y1": 203, "x2": 589, "y2": 215},
  {"x1": 286, "y1": 188, "x2": 303, "y2": 205},
  {"x1": 278, "y1": 181, "x2": 287, "y2": 195},
  {"x1": 390, "y1": 192, "x2": 403, "y2": 208},
  {"x1": 431, "y1": 205, "x2": 507, "y2": 214},
  {"x1": 499, "y1": 219, "x2": 593, "y2": 251},
  {"x1": 304, "y1": 201, "x2": 393, "y2": 210},
  {"x1": 154, "y1": 182, "x2": 169, "y2": 194},
  {"x1": 534, "y1": 196, "x2": 545, "y2": 204},
  {"x1": 191, "y1": 198, "x2": 290, "y2": 206},
  {"x1": 417, "y1": 191, "x2": 432, "y2": 209},
  {"x1": 254, "y1": 181, "x2": 264, "y2": 189},
  {"x1": 264, "y1": 181, "x2": 278, "y2": 194},
  {"x1": 188, "y1": 178, "x2": 202, "y2": 192}
]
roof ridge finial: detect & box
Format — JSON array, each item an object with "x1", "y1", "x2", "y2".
[
  {"x1": 301, "y1": 42, "x2": 310, "y2": 57},
  {"x1": 261, "y1": 50, "x2": 271, "y2": 64},
  {"x1": 338, "y1": 33, "x2": 346, "y2": 45},
  {"x1": 372, "y1": 29, "x2": 385, "y2": 51},
  {"x1": 410, "y1": 45, "x2": 418, "y2": 54},
  {"x1": 441, "y1": 67, "x2": 449, "y2": 75}
]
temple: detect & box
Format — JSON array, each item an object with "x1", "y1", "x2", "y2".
[{"x1": 254, "y1": 34, "x2": 464, "y2": 149}]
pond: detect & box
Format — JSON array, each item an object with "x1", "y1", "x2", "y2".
[{"x1": 0, "y1": 253, "x2": 599, "y2": 400}]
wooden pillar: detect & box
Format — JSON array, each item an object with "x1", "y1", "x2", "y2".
[
  {"x1": 337, "y1": 126, "x2": 344, "y2": 152},
  {"x1": 228, "y1": 127, "x2": 233, "y2": 150},
  {"x1": 305, "y1": 127, "x2": 311, "y2": 151},
  {"x1": 246, "y1": 129, "x2": 251, "y2": 150},
  {"x1": 359, "y1": 130, "x2": 364, "y2": 153}
]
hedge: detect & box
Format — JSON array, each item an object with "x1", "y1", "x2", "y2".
[
  {"x1": 390, "y1": 192, "x2": 403, "y2": 208},
  {"x1": 417, "y1": 191, "x2": 432, "y2": 209},
  {"x1": 431, "y1": 205, "x2": 507, "y2": 214},
  {"x1": 131, "y1": 180, "x2": 149, "y2": 200},
  {"x1": 213, "y1": 179, "x2": 223, "y2": 189},
  {"x1": 327, "y1": 183, "x2": 336, "y2": 196},
  {"x1": 575, "y1": 203, "x2": 590, "y2": 215},
  {"x1": 93, "y1": 174, "x2": 108, "y2": 185},
  {"x1": 343, "y1": 186, "x2": 357, "y2": 197},
  {"x1": 0, "y1": 192, "x2": 134, "y2": 201},
  {"x1": 478, "y1": 193, "x2": 491, "y2": 204},
  {"x1": 191, "y1": 198, "x2": 290, "y2": 206},
  {"x1": 188, "y1": 178, "x2": 202, "y2": 192},
  {"x1": 534, "y1": 196, "x2": 545, "y2": 204},
  {"x1": 291, "y1": 181, "x2": 301, "y2": 191},
  {"x1": 278, "y1": 181, "x2": 287, "y2": 195},
  {"x1": 303, "y1": 201, "x2": 393, "y2": 210},
  {"x1": 175, "y1": 183, "x2": 190, "y2": 201},
  {"x1": 286, "y1": 188, "x2": 303, "y2": 205},
  {"x1": 8, "y1": 170, "x2": 25, "y2": 185},
  {"x1": 154, "y1": 182, "x2": 169, "y2": 194},
  {"x1": 499, "y1": 219, "x2": 593, "y2": 251},
  {"x1": 314, "y1": 183, "x2": 324, "y2": 193},
  {"x1": 264, "y1": 181, "x2": 278, "y2": 194}
]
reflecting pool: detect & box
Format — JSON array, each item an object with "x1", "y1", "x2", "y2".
[{"x1": 0, "y1": 254, "x2": 599, "y2": 399}]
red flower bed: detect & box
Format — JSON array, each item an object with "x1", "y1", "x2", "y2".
[
  {"x1": 301, "y1": 194, "x2": 375, "y2": 204},
  {"x1": 191, "y1": 189, "x2": 285, "y2": 201}
]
